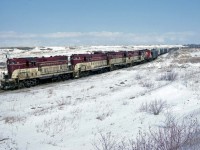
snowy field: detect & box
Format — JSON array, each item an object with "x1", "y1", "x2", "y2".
[{"x1": 0, "y1": 46, "x2": 200, "y2": 149}]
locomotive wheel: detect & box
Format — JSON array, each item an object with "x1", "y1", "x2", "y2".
[
  {"x1": 30, "y1": 81, "x2": 35, "y2": 86},
  {"x1": 35, "y1": 79, "x2": 40, "y2": 85},
  {"x1": 9, "y1": 82, "x2": 17, "y2": 90},
  {"x1": 99, "y1": 69, "x2": 104, "y2": 74},
  {"x1": 62, "y1": 74, "x2": 70, "y2": 80},
  {"x1": 80, "y1": 71, "x2": 89, "y2": 77},
  {"x1": 52, "y1": 76, "x2": 62, "y2": 82},
  {"x1": 110, "y1": 65, "x2": 116, "y2": 71},
  {"x1": 57, "y1": 76, "x2": 62, "y2": 81},
  {"x1": 24, "y1": 80, "x2": 31, "y2": 88},
  {"x1": 84, "y1": 71, "x2": 89, "y2": 77},
  {"x1": 30, "y1": 79, "x2": 37, "y2": 86},
  {"x1": 18, "y1": 82, "x2": 25, "y2": 89},
  {"x1": 52, "y1": 78, "x2": 57, "y2": 82}
]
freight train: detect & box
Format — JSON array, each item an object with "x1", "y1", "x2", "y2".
[{"x1": 0, "y1": 48, "x2": 170, "y2": 90}]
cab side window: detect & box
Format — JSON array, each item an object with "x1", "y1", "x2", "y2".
[
  {"x1": 26, "y1": 61, "x2": 29, "y2": 67},
  {"x1": 31, "y1": 61, "x2": 36, "y2": 66}
]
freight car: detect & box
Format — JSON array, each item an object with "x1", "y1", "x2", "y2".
[{"x1": 0, "y1": 48, "x2": 166, "y2": 90}]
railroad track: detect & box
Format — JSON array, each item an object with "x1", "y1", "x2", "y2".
[{"x1": 0, "y1": 74, "x2": 94, "y2": 94}]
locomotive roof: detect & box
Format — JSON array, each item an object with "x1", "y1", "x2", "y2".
[
  {"x1": 7, "y1": 55, "x2": 68, "y2": 62},
  {"x1": 71, "y1": 53, "x2": 107, "y2": 57}
]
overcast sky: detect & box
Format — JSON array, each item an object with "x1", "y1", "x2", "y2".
[{"x1": 0, "y1": 0, "x2": 200, "y2": 46}]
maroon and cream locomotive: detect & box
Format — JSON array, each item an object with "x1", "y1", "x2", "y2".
[{"x1": 0, "y1": 49, "x2": 154, "y2": 90}]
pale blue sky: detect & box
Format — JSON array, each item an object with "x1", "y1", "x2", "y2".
[{"x1": 0, "y1": 0, "x2": 200, "y2": 46}]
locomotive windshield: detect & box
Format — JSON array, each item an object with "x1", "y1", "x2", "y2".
[{"x1": 7, "y1": 60, "x2": 16, "y2": 65}]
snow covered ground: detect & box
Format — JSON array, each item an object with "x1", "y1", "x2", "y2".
[{"x1": 0, "y1": 46, "x2": 200, "y2": 150}]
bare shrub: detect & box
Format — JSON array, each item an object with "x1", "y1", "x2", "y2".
[
  {"x1": 56, "y1": 98, "x2": 71, "y2": 107},
  {"x1": 87, "y1": 85, "x2": 95, "y2": 90},
  {"x1": 47, "y1": 89, "x2": 53, "y2": 98},
  {"x1": 96, "y1": 111, "x2": 113, "y2": 121},
  {"x1": 128, "y1": 117, "x2": 200, "y2": 149},
  {"x1": 149, "y1": 100, "x2": 167, "y2": 115},
  {"x1": 55, "y1": 96, "x2": 72, "y2": 109},
  {"x1": 122, "y1": 101, "x2": 129, "y2": 106},
  {"x1": 70, "y1": 107, "x2": 82, "y2": 122},
  {"x1": 93, "y1": 132, "x2": 117, "y2": 150},
  {"x1": 159, "y1": 71, "x2": 178, "y2": 81},
  {"x1": 93, "y1": 131, "x2": 153, "y2": 150},
  {"x1": 148, "y1": 117, "x2": 200, "y2": 150},
  {"x1": 0, "y1": 138, "x2": 18, "y2": 150},
  {"x1": 139, "y1": 102, "x2": 149, "y2": 113},
  {"x1": 139, "y1": 81, "x2": 154, "y2": 89},
  {"x1": 3, "y1": 116, "x2": 26, "y2": 124},
  {"x1": 133, "y1": 132, "x2": 154, "y2": 150},
  {"x1": 135, "y1": 74, "x2": 142, "y2": 80},
  {"x1": 139, "y1": 99, "x2": 167, "y2": 115},
  {"x1": 92, "y1": 117, "x2": 200, "y2": 150},
  {"x1": 36, "y1": 116, "x2": 68, "y2": 136},
  {"x1": 32, "y1": 107, "x2": 51, "y2": 116}
]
